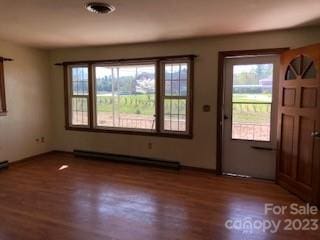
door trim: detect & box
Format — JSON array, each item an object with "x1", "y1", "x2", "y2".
[{"x1": 216, "y1": 48, "x2": 289, "y2": 175}]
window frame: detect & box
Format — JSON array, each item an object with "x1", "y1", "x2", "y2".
[
  {"x1": 63, "y1": 55, "x2": 195, "y2": 138},
  {"x1": 160, "y1": 59, "x2": 192, "y2": 135},
  {"x1": 92, "y1": 61, "x2": 158, "y2": 133},
  {"x1": 0, "y1": 58, "x2": 7, "y2": 116},
  {"x1": 67, "y1": 64, "x2": 90, "y2": 128}
]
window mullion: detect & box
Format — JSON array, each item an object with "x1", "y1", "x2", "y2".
[
  {"x1": 88, "y1": 63, "x2": 94, "y2": 129},
  {"x1": 71, "y1": 95, "x2": 87, "y2": 98},
  {"x1": 111, "y1": 67, "x2": 116, "y2": 127},
  {"x1": 163, "y1": 96, "x2": 187, "y2": 100},
  {"x1": 156, "y1": 60, "x2": 161, "y2": 133}
]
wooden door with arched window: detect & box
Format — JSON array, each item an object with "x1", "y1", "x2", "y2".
[{"x1": 277, "y1": 44, "x2": 320, "y2": 205}]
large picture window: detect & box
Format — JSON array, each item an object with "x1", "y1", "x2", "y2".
[
  {"x1": 63, "y1": 55, "x2": 194, "y2": 138},
  {"x1": 94, "y1": 64, "x2": 156, "y2": 131}
]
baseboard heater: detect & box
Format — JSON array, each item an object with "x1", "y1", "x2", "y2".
[
  {"x1": 0, "y1": 161, "x2": 9, "y2": 170},
  {"x1": 73, "y1": 150, "x2": 181, "y2": 170}
]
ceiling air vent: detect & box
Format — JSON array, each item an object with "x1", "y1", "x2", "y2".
[{"x1": 86, "y1": 2, "x2": 115, "y2": 14}]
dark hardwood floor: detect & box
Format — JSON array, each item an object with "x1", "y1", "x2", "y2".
[{"x1": 0, "y1": 152, "x2": 319, "y2": 240}]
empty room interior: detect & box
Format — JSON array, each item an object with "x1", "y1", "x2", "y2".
[{"x1": 0, "y1": 0, "x2": 320, "y2": 239}]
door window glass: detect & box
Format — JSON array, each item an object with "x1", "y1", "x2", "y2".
[{"x1": 232, "y1": 64, "x2": 273, "y2": 141}]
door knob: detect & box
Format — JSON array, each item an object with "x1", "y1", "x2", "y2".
[{"x1": 311, "y1": 131, "x2": 320, "y2": 138}]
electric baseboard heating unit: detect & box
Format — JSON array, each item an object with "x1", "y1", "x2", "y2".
[
  {"x1": 74, "y1": 150, "x2": 181, "y2": 170},
  {"x1": 0, "y1": 161, "x2": 9, "y2": 170}
]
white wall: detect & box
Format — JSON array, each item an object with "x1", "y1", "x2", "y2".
[
  {"x1": 0, "y1": 25, "x2": 318, "y2": 168},
  {"x1": 0, "y1": 40, "x2": 52, "y2": 162},
  {"x1": 49, "y1": 26, "x2": 320, "y2": 169}
]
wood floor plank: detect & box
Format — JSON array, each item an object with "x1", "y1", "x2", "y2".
[{"x1": 0, "y1": 152, "x2": 318, "y2": 240}]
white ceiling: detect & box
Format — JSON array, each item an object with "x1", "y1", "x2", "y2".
[{"x1": 0, "y1": 0, "x2": 319, "y2": 49}]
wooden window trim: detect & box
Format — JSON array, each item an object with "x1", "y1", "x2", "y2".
[
  {"x1": 66, "y1": 64, "x2": 91, "y2": 128},
  {"x1": 62, "y1": 55, "x2": 196, "y2": 139},
  {"x1": 68, "y1": 64, "x2": 90, "y2": 128},
  {"x1": 160, "y1": 59, "x2": 192, "y2": 135},
  {"x1": 0, "y1": 58, "x2": 7, "y2": 116}
]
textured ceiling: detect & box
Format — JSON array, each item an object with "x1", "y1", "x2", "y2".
[{"x1": 0, "y1": 0, "x2": 319, "y2": 49}]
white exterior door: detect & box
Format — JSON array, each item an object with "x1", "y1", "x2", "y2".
[{"x1": 222, "y1": 55, "x2": 279, "y2": 180}]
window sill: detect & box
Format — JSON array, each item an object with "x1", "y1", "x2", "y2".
[{"x1": 65, "y1": 126, "x2": 193, "y2": 139}]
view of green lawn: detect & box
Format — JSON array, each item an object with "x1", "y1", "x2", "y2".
[
  {"x1": 96, "y1": 94, "x2": 185, "y2": 117},
  {"x1": 233, "y1": 93, "x2": 272, "y2": 103},
  {"x1": 95, "y1": 93, "x2": 271, "y2": 124},
  {"x1": 96, "y1": 94, "x2": 156, "y2": 115},
  {"x1": 73, "y1": 92, "x2": 270, "y2": 137},
  {"x1": 232, "y1": 93, "x2": 272, "y2": 124},
  {"x1": 95, "y1": 93, "x2": 186, "y2": 131}
]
